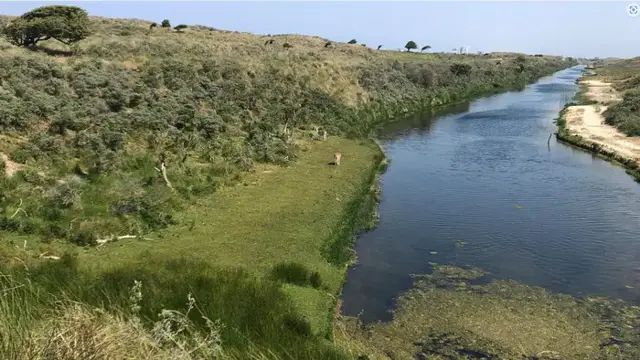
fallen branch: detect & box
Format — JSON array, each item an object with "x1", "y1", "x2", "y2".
[
  {"x1": 96, "y1": 234, "x2": 151, "y2": 247},
  {"x1": 155, "y1": 153, "x2": 174, "y2": 190},
  {"x1": 39, "y1": 252, "x2": 60, "y2": 260},
  {"x1": 9, "y1": 199, "x2": 27, "y2": 219}
]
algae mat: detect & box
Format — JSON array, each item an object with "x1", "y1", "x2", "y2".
[{"x1": 337, "y1": 265, "x2": 640, "y2": 360}]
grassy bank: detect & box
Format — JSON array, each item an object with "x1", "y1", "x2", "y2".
[
  {"x1": 0, "y1": 14, "x2": 575, "y2": 244},
  {"x1": 1, "y1": 136, "x2": 383, "y2": 359},
  {"x1": 0, "y1": 8, "x2": 577, "y2": 358}
]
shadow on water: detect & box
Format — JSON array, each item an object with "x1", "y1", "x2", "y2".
[
  {"x1": 341, "y1": 66, "x2": 640, "y2": 324},
  {"x1": 379, "y1": 101, "x2": 471, "y2": 141}
]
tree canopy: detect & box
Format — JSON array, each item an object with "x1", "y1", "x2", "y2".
[
  {"x1": 1, "y1": 5, "x2": 91, "y2": 47},
  {"x1": 405, "y1": 41, "x2": 418, "y2": 52},
  {"x1": 347, "y1": 39, "x2": 357, "y2": 44},
  {"x1": 421, "y1": 45, "x2": 431, "y2": 52},
  {"x1": 161, "y1": 19, "x2": 171, "y2": 28}
]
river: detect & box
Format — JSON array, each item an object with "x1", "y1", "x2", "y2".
[{"x1": 341, "y1": 66, "x2": 640, "y2": 323}]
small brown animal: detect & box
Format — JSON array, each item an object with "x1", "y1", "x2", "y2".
[{"x1": 334, "y1": 153, "x2": 342, "y2": 166}]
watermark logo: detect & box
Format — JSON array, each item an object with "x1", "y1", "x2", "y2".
[{"x1": 629, "y1": 3, "x2": 640, "y2": 17}]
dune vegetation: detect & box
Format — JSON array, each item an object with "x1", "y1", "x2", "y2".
[
  {"x1": 584, "y1": 57, "x2": 640, "y2": 136},
  {"x1": 0, "y1": 5, "x2": 580, "y2": 359}
]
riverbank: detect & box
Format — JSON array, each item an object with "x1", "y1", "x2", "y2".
[
  {"x1": 556, "y1": 78, "x2": 640, "y2": 181},
  {"x1": 0, "y1": 9, "x2": 578, "y2": 358}
]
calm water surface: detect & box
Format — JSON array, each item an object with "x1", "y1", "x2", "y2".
[{"x1": 341, "y1": 66, "x2": 640, "y2": 323}]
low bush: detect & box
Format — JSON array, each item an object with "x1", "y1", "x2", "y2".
[{"x1": 271, "y1": 262, "x2": 322, "y2": 288}]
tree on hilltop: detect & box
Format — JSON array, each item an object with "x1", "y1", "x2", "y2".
[
  {"x1": 347, "y1": 39, "x2": 357, "y2": 44},
  {"x1": 405, "y1": 40, "x2": 417, "y2": 52},
  {"x1": 161, "y1": 19, "x2": 171, "y2": 28},
  {"x1": 421, "y1": 45, "x2": 431, "y2": 52},
  {"x1": 2, "y1": 5, "x2": 90, "y2": 47}
]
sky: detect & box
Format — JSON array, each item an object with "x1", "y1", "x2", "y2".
[{"x1": 1, "y1": 1, "x2": 639, "y2": 58}]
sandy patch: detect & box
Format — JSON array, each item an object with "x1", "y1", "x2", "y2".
[
  {"x1": 564, "y1": 80, "x2": 640, "y2": 164},
  {"x1": 0, "y1": 152, "x2": 23, "y2": 177},
  {"x1": 580, "y1": 79, "x2": 621, "y2": 103}
]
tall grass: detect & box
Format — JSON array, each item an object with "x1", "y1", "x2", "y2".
[{"x1": 0, "y1": 255, "x2": 350, "y2": 359}]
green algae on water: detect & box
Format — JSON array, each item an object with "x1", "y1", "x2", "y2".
[{"x1": 337, "y1": 264, "x2": 640, "y2": 360}]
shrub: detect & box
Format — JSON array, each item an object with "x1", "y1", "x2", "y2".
[
  {"x1": 50, "y1": 181, "x2": 82, "y2": 209},
  {"x1": 173, "y1": 24, "x2": 187, "y2": 31},
  {"x1": 347, "y1": 39, "x2": 357, "y2": 44},
  {"x1": 309, "y1": 271, "x2": 322, "y2": 288},
  {"x1": 161, "y1": 19, "x2": 170, "y2": 28},
  {"x1": 450, "y1": 63, "x2": 472, "y2": 76},
  {"x1": 270, "y1": 262, "x2": 323, "y2": 288},
  {"x1": 604, "y1": 89, "x2": 640, "y2": 136},
  {"x1": 71, "y1": 231, "x2": 97, "y2": 246},
  {"x1": 2, "y1": 5, "x2": 90, "y2": 47}
]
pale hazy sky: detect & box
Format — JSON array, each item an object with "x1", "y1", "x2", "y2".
[{"x1": 2, "y1": 1, "x2": 639, "y2": 58}]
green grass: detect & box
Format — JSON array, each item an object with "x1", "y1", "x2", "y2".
[{"x1": 2, "y1": 137, "x2": 380, "y2": 353}]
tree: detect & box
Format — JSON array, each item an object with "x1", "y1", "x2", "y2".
[
  {"x1": 161, "y1": 19, "x2": 171, "y2": 28},
  {"x1": 149, "y1": 22, "x2": 157, "y2": 29},
  {"x1": 421, "y1": 45, "x2": 431, "y2": 52},
  {"x1": 173, "y1": 24, "x2": 188, "y2": 31},
  {"x1": 377, "y1": 45, "x2": 382, "y2": 50},
  {"x1": 347, "y1": 39, "x2": 357, "y2": 44},
  {"x1": 2, "y1": 5, "x2": 90, "y2": 47},
  {"x1": 405, "y1": 40, "x2": 417, "y2": 52}
]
